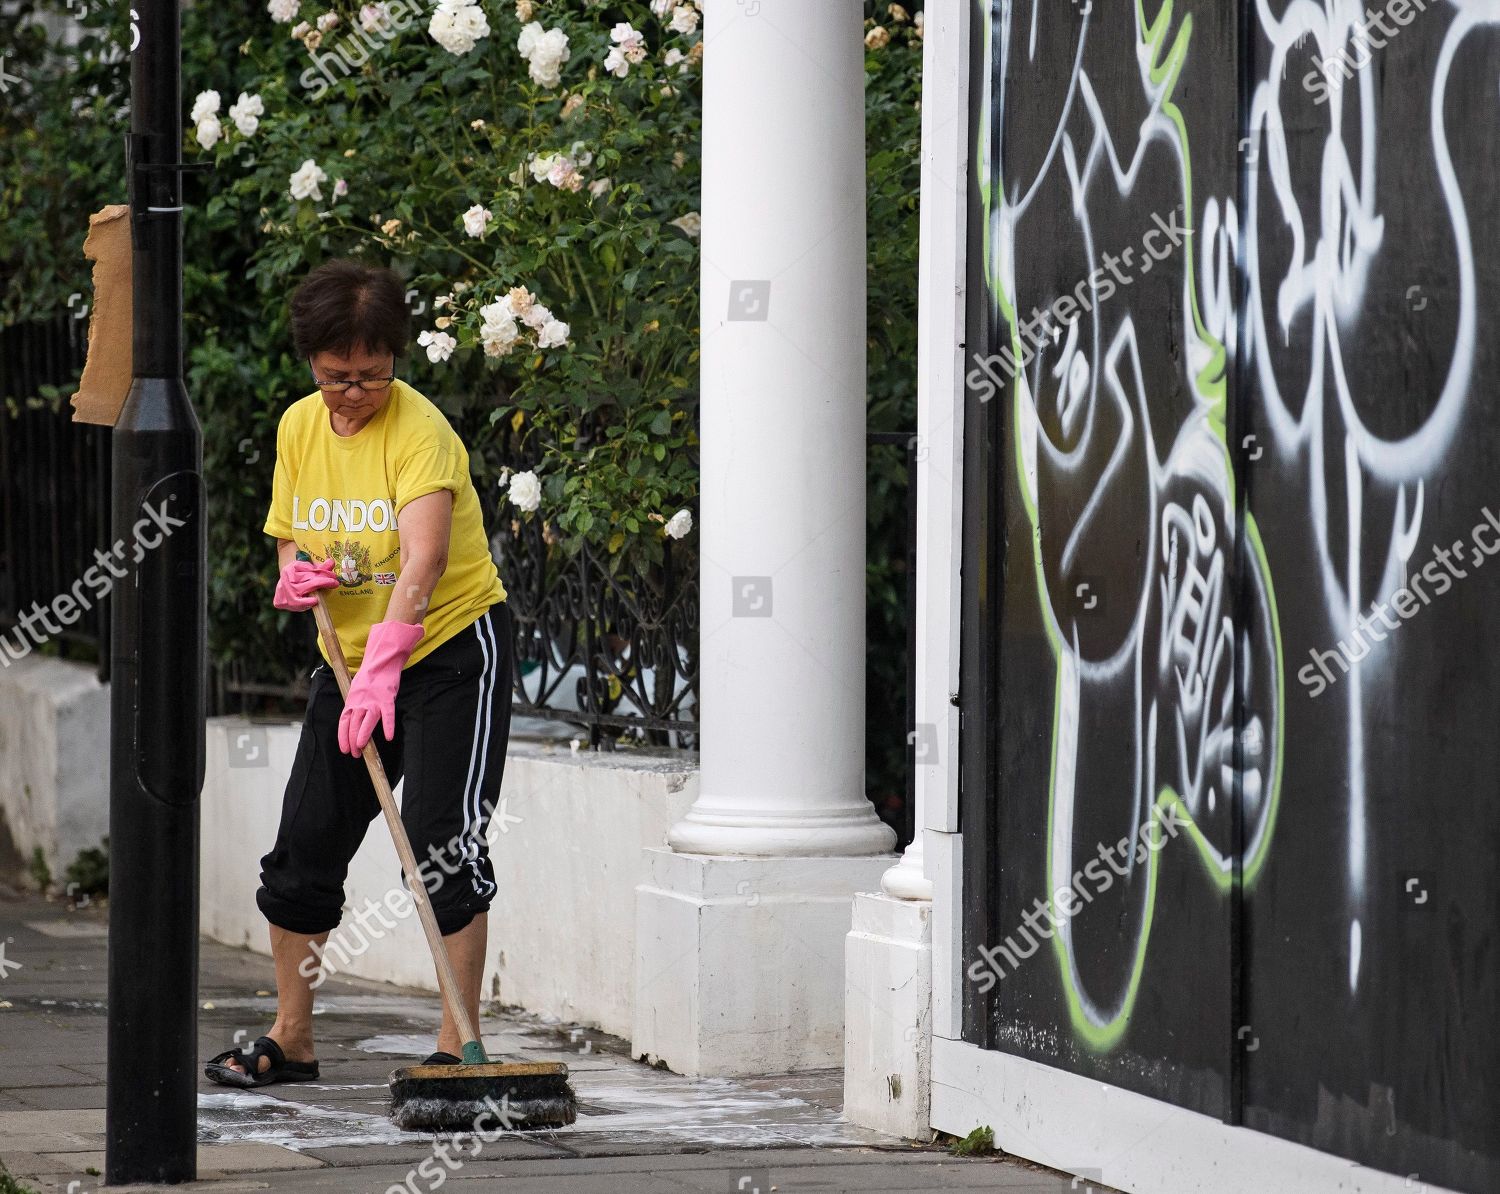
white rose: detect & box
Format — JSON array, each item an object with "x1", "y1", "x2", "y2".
[
  {"x1": 189, "y1": 90, "x2": 220, "y2": 124},
  {"x1": 480, "y1": 314, "x2": 520, "y2": 357},
  {"x1": 316, "y1": 11, "x2": 339, "y2": 31},
  {"x1": 516, "y1": 19, "x2": 543, "y2": 57},
  {"x1": 522, "y1": 302, "x2": 552, "y2": 330},
  {"x1": 650, "y1": 0, "x2": 672, "y2": 15},
  {"x1": 359, "y1": 4, "x2": 389, "y2": 32},
  {"x1": 462, "y1": 203, "x2": 492, "y2": 238},
  {"x1": 664, "y1": 509, "x2": 692, "y2": 539},
  {"x1": 536, "y1": 318, "x2": 570, "y2": 349},
  {"x1": 456, "y1": 5, "x2": 488, "y2": 38},
  {"x1": 603, "y1": 45, "x2": 629, "y2": 77},
  {"x1": 430, "y1": 0, "x2": 489, "y2": 55},
  {"x1": 669, "y1": 5, "x2": 699, "y2": 34},
  {"x1": 227, "y1": 92, "x2": 263, "y2": 136},
  {"x1": 668, "y1": 210, "x2": 701, "y2": 238},
  {"x1": 194, "y1": 115, "x2": 222, "y2": 150},
  {"x1": 417, "y1": 329, "x2": 457, "y2": 363},
  {"x1": 332, "y1": 177, "x2": 349, "y2": 198},
  {"x1": 267, "y1": 0, "x2": 299, "y2": 22},
  {"x1": 483, "y1": 294, "x2": 516, "y2": 321},
  {"x1": 508, "y1": 470, "x2": 542, "y2": 513},
  {"x1": 288, "y1": 158, "x2": 327, "y2": 201},
  {"x1": 529, "y1": 152, "x2": 557, "y2": 182},
  {"x1": 527, "y1": 28, "x2": 570, "y2": 87},
  {"x1": 588, "y1": 176, "x2": 612, "y2": 198},
  {"x1": 478, "y1": 298, "x2": 507, "y2": 322}
]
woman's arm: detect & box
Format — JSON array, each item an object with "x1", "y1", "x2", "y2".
[
  {"x1": 386, "y1": 490, "x2": 454, "y2": 625},
  {"x1": 276, "y1": 537, "x2": 299, "y2": 570}
]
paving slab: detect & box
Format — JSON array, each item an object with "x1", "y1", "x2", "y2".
[
  {"x1": 296, "y1": 1138, "x2": 565, "y2": 1167},
  {"x1": 0, "y1": 1150, "x2": 85, "y2": 1176},
  {"x1": 0, "y1": 1107, "x2": 106, "y2": 1135}
]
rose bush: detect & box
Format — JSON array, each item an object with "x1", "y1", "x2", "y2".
[
  {"x1": 188, "y1": 0, "x2": 703, "y2": 576},
  {"x1": 0, "y1": 0, "x2": 922, "y2": 809}
]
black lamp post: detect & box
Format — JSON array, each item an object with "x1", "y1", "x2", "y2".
[{"x1": 106, "y1": 0, "x2": 206, "y2": 1182}]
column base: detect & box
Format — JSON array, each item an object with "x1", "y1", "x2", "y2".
[
  {"x1": 844, "y1": 890, "x2": 933, "y2": 1139},
  {"x1": 880, "y1": 833, "x2": 933, "y2": 901},
  {"x1": 667, "y1": 806, "x2": 897, "y2": 857},
  {"x1": 633, "y1": 847, "x2": 896, "y2": 1077}
]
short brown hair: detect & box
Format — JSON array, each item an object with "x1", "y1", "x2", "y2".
[{"x1": 289, "y1": 258, "x2": 411, "y2": 362}]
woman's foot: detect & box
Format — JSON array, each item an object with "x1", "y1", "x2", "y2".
[
  {"x1": 205, "y1": 1028, "x2": 319, "y2": 1087},
  {"x1": 219, "y1": 1031, "x2": 315, "y2": 1076}
]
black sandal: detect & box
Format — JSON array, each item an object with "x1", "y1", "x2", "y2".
[
  {"x1": 422, "y1": 1051, "x2": 461, "y2": 1066},
  {"x1": 205, "y1": 1035, "x2": 320, "y2": 1088}
]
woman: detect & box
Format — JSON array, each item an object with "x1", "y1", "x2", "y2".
[{"x1": 205, "y1": 258, "x2": 513, "y2": 1086}]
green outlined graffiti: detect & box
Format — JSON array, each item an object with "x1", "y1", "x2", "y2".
[{"x1": 974, "y1": 0, "x2": 1285, "y2": 1050}]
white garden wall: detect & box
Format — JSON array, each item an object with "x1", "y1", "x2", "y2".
[
  {"x1": 200, "y1": 717, "x2": 698, "y2": 1039},
  {"x1": 0, "y1": 656, "x2": 109, "y2": 883}
]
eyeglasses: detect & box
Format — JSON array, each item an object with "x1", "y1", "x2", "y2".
[{"x1": 310, "y1": 360, "x2": 396, "y2": 393}]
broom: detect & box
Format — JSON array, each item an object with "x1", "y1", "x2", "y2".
[{"x1": 301, "y1": 555, "x2": 577, "y2": 1132}]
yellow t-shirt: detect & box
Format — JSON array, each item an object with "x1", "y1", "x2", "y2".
[{"x1": 263, "y1": 379, "x2": 506, "y2": 672}]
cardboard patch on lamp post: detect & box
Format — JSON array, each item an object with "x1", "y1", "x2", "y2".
[{"x1": 70, "y1": 203, "x2": 133, "y2": 427}]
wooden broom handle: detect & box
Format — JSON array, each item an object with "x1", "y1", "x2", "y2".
[{"x1": 307, "y1": 592, "x2": 482, "y2": 1051}]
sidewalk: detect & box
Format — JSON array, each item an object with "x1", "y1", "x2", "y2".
[{"x1": 0, "y1": 886, "x2": 1074, "y2": 1193}]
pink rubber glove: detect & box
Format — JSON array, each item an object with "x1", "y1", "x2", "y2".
[
  {"x1": 273, "y1": 556, "x2": 338, "y2": 611},
  {"x1": 338, "y1": 620, "x2": 426, "y2": 756}
]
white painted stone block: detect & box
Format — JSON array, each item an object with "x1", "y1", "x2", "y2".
[
  {"x1": 633, "y1": 847, "x2": 897, "y2": 1077},
  {"x1": 843, "y1": 890, "x2": 932, "y2": 1139},
  {"x1": 0, "y1": 656, "x2": 108, "y2": 880}
]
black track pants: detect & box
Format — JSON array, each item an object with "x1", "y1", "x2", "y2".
[{"x1": 256, "y1": 602, "x2": 513, "y2": 937}]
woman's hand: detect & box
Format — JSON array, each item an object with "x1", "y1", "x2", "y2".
[
  {"x1": 273, "y1": 555, "x2": 338, "y2": 612},
  {"x1": 338, "y1": 620, "x2": 426, "y2": 755}
]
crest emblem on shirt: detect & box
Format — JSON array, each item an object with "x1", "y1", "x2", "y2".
[{"x1": 326, "y1": 540, "x2": 373, "y2": 588}]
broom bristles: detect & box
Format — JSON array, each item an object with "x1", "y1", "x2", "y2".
[{"x1": 388, "y1": 1062, "x2": 577, "y2": 1132}]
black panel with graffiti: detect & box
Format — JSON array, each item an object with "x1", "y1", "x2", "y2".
[{"x1": 961, "y1": 2, "x2": 1500, "y2": 1190}]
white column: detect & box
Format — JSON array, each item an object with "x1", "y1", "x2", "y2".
[
  {"x1": 635, "y1": 0, "x2": 896, "y2": 1078},
  {"x1": 667, "y1": 0, "x2": 894, "y2": 860}
]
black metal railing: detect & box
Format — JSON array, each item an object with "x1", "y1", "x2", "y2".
[
  {"x1": 493, "y1": 511, "x2": 699, "y2": 750},
  {"x1": 0, "y1": 316, "x2": 112, "y2": 679},
  {"x1": 474, "y1": 407, "x2": 699, "y2": 750}
]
